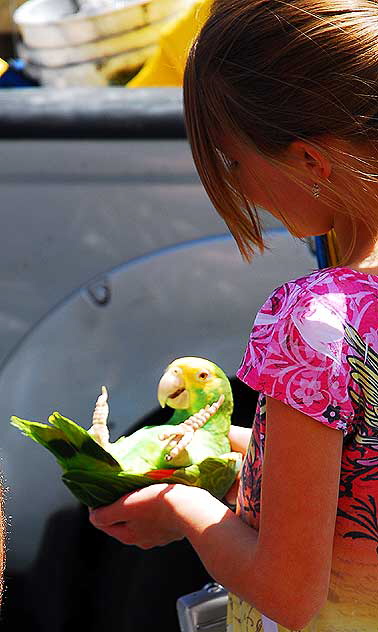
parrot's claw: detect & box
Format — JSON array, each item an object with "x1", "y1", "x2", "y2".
[
  {"x1": 160, "y1": 394, "x2": 225, "y2": 461},
  {"x1": 165, "y1": 429, "x2": 195, "y2": 461}
]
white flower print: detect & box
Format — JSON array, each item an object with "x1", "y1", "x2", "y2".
[
  {"x1": 365, "y1": 327, "x2": 378, "y2": 349},
  {"x1": 293, "y1": 377, "x2": 323, "y2": 407}
]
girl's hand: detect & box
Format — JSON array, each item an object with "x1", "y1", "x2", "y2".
[
  {"x1": 88, "y1": 483, "x2": 203, "y2": 549},
  {"x1": 228, "y1": 425, "x2": 251, "y2": 456},
  {"x1": 224, "y1": 424, "x2": 250, "y2": 506},
  {"x1": 223, "y1": 475, "x2": 240, "y2": 507}
]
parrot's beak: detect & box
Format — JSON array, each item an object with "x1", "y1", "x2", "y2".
[{"x1": 157, "y1": 368, "x2": 189, "y2": 409}]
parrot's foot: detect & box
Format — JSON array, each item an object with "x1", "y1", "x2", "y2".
[
  {"x1": 88, "y1": 385, "x2": 110, "y2": 449},
  {"x1": 159, "y1": 394, "x2": 225, "y2": 461}
]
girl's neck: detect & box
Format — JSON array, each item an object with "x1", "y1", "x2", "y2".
[{"x1": 333, "y1": 214, "x2": 378, "y2": 276}]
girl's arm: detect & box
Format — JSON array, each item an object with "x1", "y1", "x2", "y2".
[
  {"x1": 90, "y1": 396, "x2": 343, "y2": 630},
  {"x1": 176, "y1": 397, "x2": 343, "y2": 628},
  {"x1": 228, "y1": 424, "x2": 251, "y2": 455},
  {"x1": 223, "y1": 424, "x2": 251, "y2": 505}
]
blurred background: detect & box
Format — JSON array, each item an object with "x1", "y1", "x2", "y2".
[{"x1": 0, "y1": 0, "x2": 204, "y2": 88}]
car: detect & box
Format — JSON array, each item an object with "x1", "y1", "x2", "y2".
[{"x1": 0, "y1": 87, "x2": 316, "y2": 631}]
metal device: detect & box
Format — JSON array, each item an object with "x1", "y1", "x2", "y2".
[{"x1": 177, "y1": 583, "x2": 228, "y2": 632}]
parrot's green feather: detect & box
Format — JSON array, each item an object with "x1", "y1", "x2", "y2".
[
  {"x1": 165, "y1": 455, "x2": 242, "y2": 498},
  {"x1": 11, "y1": 415, "x2": 121, "y2": 471},
  {"x1": 48, "y1": 412, "x2": 87, "y2": 448},
  {"x1": 62, "y1": 453, "x2": 241, "y2": 508},
  {"x1": 10, "y1": 416, "x2": 79, "y2": 464},
  {"x1": 11, "y1": 358, "x2": 243, "y2": 507},
  {"x1": 63, "y1": 479, "x2": 112, "y2": 508},
  {"x1": 63, "y1": 474, "x2": 136, "y2": 508},
  {"x1": 49, "y1": 412, "x2": 121, "y2": 467},
  {"x1": 63, "y1": 469, "x2": 155, "y2": 507}
]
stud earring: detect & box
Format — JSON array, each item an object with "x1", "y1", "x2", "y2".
[{"x1": 312, "y1": 183, "x2": 321, "y2": 198}]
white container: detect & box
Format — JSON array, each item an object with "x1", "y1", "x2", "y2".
[
  {"x1": 13, "y1": 0, "x2": 193, "y2": 85},
  {"x1": 18, "y1": 43, "x2": 157, "y2": 86}
]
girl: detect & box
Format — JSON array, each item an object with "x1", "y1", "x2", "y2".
[{"x1": 89, "y1": 1, "x2": 378, "y2": 630}]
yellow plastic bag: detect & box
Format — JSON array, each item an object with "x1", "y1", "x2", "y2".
[
  {"x1": 0, "y1": 58, "x2": 8, "y2": 77},
  {"x1": 128, "y1": 0, "x2": 212, "y2": 88}
]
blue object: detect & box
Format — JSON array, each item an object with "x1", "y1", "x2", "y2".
[
  {"x1": 314, "y1": 235, "x2": 329, "y2": 269},
  {"x1": 0, "y1": 58, "x2": 39, "y2": 87}
]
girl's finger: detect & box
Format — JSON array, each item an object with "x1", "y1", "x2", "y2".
[
  {"x1": 100, "y1": 523, "x2": 184, "y2": 549},
  {"x1": 89, "y1": 484, "x2": 173, "y2": 527},
  {"x1": 99, "y1": 523, "x2": 137, "y2": 545},
  {"x1": 88, "y1": 494, "x2": 133, "y2": 527}
]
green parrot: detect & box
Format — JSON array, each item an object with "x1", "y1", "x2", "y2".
[{"x1": 11, "y1": 357, "x2": 242, "y2": 509}]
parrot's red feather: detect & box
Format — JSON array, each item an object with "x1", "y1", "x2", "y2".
[{"x1": 145, "y1": 468, "x2": 176, "y2": 479}]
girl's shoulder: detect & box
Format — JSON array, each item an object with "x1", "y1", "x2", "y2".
[
  {"x1": 257, "y1": 266, "x2": 378, "y2": 326},
  {"x1": 290, "y1": 265, "x2": 378, "y2": 293}
]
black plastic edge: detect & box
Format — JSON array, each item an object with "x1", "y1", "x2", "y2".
[{"x1": 0, "y1": 87, "x2": 186, "y2": 139}]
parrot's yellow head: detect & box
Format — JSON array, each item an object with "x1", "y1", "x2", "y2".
[{"x1": 157, "y1": 357, "x2": 233, "y2": 414}]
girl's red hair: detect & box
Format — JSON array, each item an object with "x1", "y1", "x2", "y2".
[{"x1": 184, "y1": 0, "x2": 378, "y2": 260}]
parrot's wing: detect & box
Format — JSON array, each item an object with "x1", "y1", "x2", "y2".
[
  {"x1": 170, "y1": 453, "x2": 243, "y2": 499},
  {"x1": 62, "y1": 469, "x2": 155, "y2": 508},
  {"x1": 48, "y1": 412, "x2": 121, "y2": 468},
  {"x1": 10, "y1": 417, "x2": 73, "y2": 464},
  {"x1": 63, "y1": 452, "x2": 243, "y2": 508},
  {"x1": 11, "y1": 413, "x2": 121, "y2": 472},
  {"x1": 144, "y1": 452, "x2": 242, "y2": 499}
]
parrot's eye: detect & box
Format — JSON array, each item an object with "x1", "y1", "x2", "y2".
[{"x1": 197, "y1": 371, "x2": 210, "y2": 381}]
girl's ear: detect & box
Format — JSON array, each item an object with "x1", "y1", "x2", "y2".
[{"x1": 287, "y1": 140, "x2": 332, "y2": 181}]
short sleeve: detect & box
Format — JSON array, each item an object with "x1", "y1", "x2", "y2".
[{"x1": 237, "y1": 282, "x2": 355, "y2": 435}]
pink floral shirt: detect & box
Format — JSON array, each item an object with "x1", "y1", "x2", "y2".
[{"x1": 227, "y1": 267, "x2": 378, "y2": 632}]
